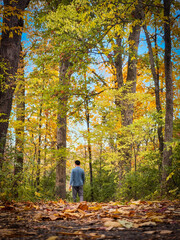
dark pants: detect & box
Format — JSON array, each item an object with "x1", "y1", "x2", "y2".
[{"x1": 72, "y1": 186, "x2": 83, "y2": 202}]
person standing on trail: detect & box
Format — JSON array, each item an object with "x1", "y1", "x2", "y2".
[{"x1": 69, "y1": 160, "x2": 85, "y2": 202}]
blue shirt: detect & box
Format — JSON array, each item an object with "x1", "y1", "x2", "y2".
[{"x1": 70, "y1": 166, "x2": 85, "y2": 187}]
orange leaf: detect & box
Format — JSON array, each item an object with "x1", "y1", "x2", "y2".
[{"x1": 78, "y1": 202, "x2": 88, "y2": 211}]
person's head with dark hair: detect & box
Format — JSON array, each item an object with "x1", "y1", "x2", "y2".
[{"x1": 75, "y1": 160, "x2": 80, "y2": 166}]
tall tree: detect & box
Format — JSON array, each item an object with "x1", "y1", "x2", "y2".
[
  {"x1": 56, "y1": 58, "x2": 70, "y2": 199},
  {"x1": 114, "y1": 1, "x2": 141, "y2": 179},
  {"x1": 162, "y1": 0, "x2": 173, "y2": 194},
  {"x1": 0, "y1": 0, "x2": 30, "y2": 168},
  {"x1": 14, "y1": 47, "x2": 25, "y2": 197},
  {"x1": 84, "y1": 96, "x2": 94, "y2": 201},
  {"x1": 142, "y1": 18, "x2": 164, "y2": 158}
]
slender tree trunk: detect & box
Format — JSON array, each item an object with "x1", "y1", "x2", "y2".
[
  {"x1": 162, "y1": 0, "x2": 173, "y2": 194},
  {"x1": 99, "y1": 141, "x2": 102, "y2": 180},
  {"x1": 14, "y1": 49, "x2": 25, "y2": 197},
  {"x1": 114, "y1": 36, "x2": 125, "y2": 185},
  {"x1": 55, "y1": 60, "x2": 70, "y2": 199},
  {"x1": 0, "y1": 0, "x2": 30, "y2": 168},
  {"x1": 36, "y1": 105, "x2": 42, "y2": 191},
  {"x1": 44, "y1": 118, "x2": 48, "y2": 177},
  {"x1": 85, "y1": 97, "x2": 94, "y2": 201},
  {"x1": 36, "y1": 66, "x2": 45, "y2": 191},
  {"x1": 142, "y1": 23, "x2": 164, "y2": 158}
]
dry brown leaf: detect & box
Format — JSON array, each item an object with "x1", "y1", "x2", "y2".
[
  {"x1": 64, "y1": 209, "x2": 76, "y2": 213},
  {"x1": 64, "y1": 212, "x2": 80, "y2": 219},
  {"x1": 89, "y1": 232, "x2": 106, "y2": 239},
  {"x1": 58, "y1": 231, "x2": 82, "y2": 236},
  {"x1": 49, "y1": 214, "x2": 59, "y2": 221},
  {"x1": 58, "y1": 225, "x2": 73, "y2": 229},
  {"x1": 0, "y1": 229, "x2": 15, "y2": 236},
  {"x1": 150, "y1": 216, "x2": 164, "y2": 223},
  {"x1": 144, "y1": 231, "x2": 156, "y2": 234},
  {"x1": 104, "y1": 220, "x2": 123, "y2": 228},
  {"x1": 77, "y1": 208, "x2": 86, "y2": 215},
  {"x1": 84, "y1": 212, "x2": 96, "y2": 217},
  {"x1": 118, "y1": 209, "x2": 130, "y2": 215},
  {"x1": 101, "y1": 217, "x2": 117, "y2": 222},
  {"x1": 160, "y1": 230, "x2": 173, "y2": 234},
  {"x1": 46, "y1": 236, "x2": 58, "y2": 240},
  {"x1": 23, "y1": 205, "x2": 34, "y2": 211},
  {"x1": 34, "y1": 212, "x2": 42, "y2": 221},
  {"x1": 138, "y1": 221, "x2": 156, "y2": 227}
]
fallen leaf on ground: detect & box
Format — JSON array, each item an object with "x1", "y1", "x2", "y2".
[
  {"x1": 0, "y1": 229, "x2": 15, "y2": 236},
  {"x1": 160, "y1": 230, "x2": 173, "y2": 234},
  {"x1": 104, "y1": 220, "x2": 123, "y2": 228},
  {"x1": 144, "y1": 231, "x2": 156, "y2": 234},
  {"x1": 78, "y1": 202, "x2": 88, "y2": 211},
  {"x1": 46, "y1": 237, "x2": 58, "y2": 240},
  {"x1": 118, "y1": 219, "x2": 134, "y2": 228}
]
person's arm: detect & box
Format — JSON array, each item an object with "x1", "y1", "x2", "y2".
[
  {"x1": 69, "y1": 170, "x2": 74, "y2": 190},
  {"x1": 82, "y1": 170, "x2": 85, "y2": 184}
]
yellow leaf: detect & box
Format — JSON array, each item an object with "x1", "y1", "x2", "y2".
[
  {"x1": 9, "y1": 32, "x2": 13, "y2": 38},
  {"x1": 35, "y1": 191, "x2": 41, "y2": 197},
  {"x1": 16, "y1": 216, "x2": 23, "y2": 221},
  {"x1": 88, "y1": 204, "x2": 102, "y2": 211},
  {"x1": 166, "y1": 172, "x2": 174, "y2": 181}
]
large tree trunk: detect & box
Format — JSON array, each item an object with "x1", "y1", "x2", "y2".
[
  {"x1": 162, "y1": 0, "x2": 173, "y2": 194},
  {"x1": 114, "y1": 22, "x2": 140, "y2": 181},
  {"x1": 55, "y1": 60, "x2": 70, "y2": 199},
  {"x1": 14, "y1": 49, "x2": 25, "y2": 197},
  {"x1": 0, "y1": 0, "x2": 30, "y2": 168},
  {"x1": 123, "y1": 24, "x2": 140, "y2": 127}
]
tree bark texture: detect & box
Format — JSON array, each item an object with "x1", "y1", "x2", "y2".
[
  {"x1": 36, "y1": 106, "x2": 42, "y2": 191},
  {"x1": 113, "y1": 1, "x2": 141, "y2": 185},
  {"x1": 56, "y1": 60, "x2": 70, "y2": 199},
  {"x1": 0, "y1": 0, "x2": 30, "y2": 168},
  {"x1": 122, "y1": 23, "x2": 140, "y2": 126},
  {"x1": 14, "y1": 49, "x2": 25, "y2": 197},
  {"x1": 114, "y1": 15, "x2": 140, "y2": 176},
  {"x1": 85, "y1": 98, "x2": 94, "y2": 201},
  {"x1": 162, "y1": 0, "x2": 173, "y2": 194}
]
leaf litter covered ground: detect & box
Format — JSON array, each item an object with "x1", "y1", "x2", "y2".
[{"x1": 0, "y1": 199, "x2": 179, "y2": 239}]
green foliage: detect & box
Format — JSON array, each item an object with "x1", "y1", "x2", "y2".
[
  {"x1": 38, "y1": 171, "x2": 56, "y2": 200},
  {"x1": 1, "y1": 0, "x2": 179, "y2": 203},
  {"x1": 169, "y1": 142, "x2": 180, "y2": 197},
  {"x1": 117, "y1": 166, "x2": 160, "y2": 201},
  {"x1": 84, "y1": 167, "x2": 118, "y2": 202}
]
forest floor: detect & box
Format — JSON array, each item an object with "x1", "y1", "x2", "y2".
[{"x1": 0, "y1": 199, "x2": 179, "y2": 240}]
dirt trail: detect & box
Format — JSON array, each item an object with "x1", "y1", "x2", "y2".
[{"x1": 0, "y1": 200, "x2": 179, "y2": 239}]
